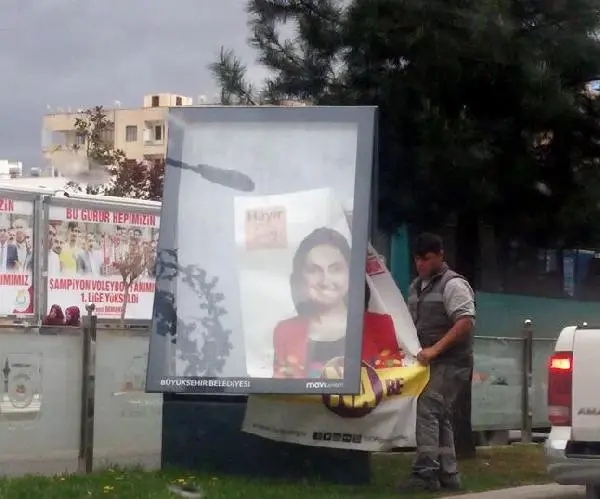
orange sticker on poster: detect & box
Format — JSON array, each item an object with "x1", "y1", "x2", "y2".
[{"x1": 245, "y1": 206, "x2": 287, "y2": 250}]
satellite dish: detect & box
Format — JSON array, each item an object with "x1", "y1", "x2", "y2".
[
  {"x1": 115, "y1": 100, "x2": 122, "y2": 108},
  {"x1": 197, "y1": 95, "x2": 207, "y2": 104},
  {"x1": 49, "y1": 149, "x2": 113, "y2": 186}
]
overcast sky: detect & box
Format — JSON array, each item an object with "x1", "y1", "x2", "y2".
[{"x1": 0, "y1": 0, "x2": 268, "y2": 169}]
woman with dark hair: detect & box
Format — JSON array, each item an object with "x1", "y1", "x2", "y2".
[
  {"x1": 273, "y1": 227, "x2": 400, "y2": 378},
  {"x1": 65, "y1": 306, "x2": 81, "y2": 327},
  {"x1": 42, "y1": 304, "x2": 65, "y2": 326}
]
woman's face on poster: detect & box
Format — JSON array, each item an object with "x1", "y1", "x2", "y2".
[{"x1": 302, "y1": 244, "x2": 349, "y2": 308}]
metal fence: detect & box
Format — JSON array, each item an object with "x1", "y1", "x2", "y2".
[
  {"x1": 0, "y1": 312, "x2": 553, "y2": 476},
  {"x1": 471, "y1": 326, "x2": 554, "y2": 439},
  {"x1": 0, "y1": 310, "x2": 161, "y2": 477}
]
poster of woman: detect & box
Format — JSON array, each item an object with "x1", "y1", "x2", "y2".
[
  {"x1": 276, "y1": 227, "x2": 351, "y2": 379},
  {"x1": 234, "y1": 188, "x2": 354, "y2": 379}
]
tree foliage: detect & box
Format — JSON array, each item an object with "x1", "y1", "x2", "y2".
[
  {"x1": 65, "y1": 107, "x2": 165, "y2": 320},
  {"x1": 114, "y1": 241, "x2": 147, "y2": 320},
  {"x1": 211, "y1": 0, "x2": 600, "y2": 250},
  {"x1": 211, "y1": 0, "x2": 600, "y2": 457},
  {"x1": 68, "y1": 106, "x2": 164, "y2": 200},
  {"x1": 210, "y1": 47, "x2": 260, "y2": 105},
  {"x1": 73, "y1": 106, "x2": 126, "y2": 166},
  {"x1": 70, "y1": 106, "x2": 126, "y2": 195},
  {"x1": 104, "y1": 158, "x2": 165, "y2": 201}
]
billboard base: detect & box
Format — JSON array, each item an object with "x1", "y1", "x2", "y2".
[{"x1": 161, "y1": 394, "x2": 370, "y2": 485}]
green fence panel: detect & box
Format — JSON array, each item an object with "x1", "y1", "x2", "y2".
[{"x1": 472, "y1": 337, "x2": 523, "y2": 430}]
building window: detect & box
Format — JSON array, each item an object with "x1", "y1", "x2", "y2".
[
  {"x1": 75, "y1": 133, "x2": 85, "y2": 146},
  {"x1": 176, "y1": 96, "x2": 182, "y2": 106},
  {"x1": 125, "y1": 125, "x2": 138, "y2": 142},
  {"x1": 154, "y1": 125, "x2": 163, "y2": 142},
  {"x1": 151, "y1": 95, "x2": 160, "y2": 107}
]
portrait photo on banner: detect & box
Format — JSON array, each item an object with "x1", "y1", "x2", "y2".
[
  {"x1": 234, "y1": 189, "x2": 354, "y2": 380},
  {"x1": 0, "y1": 198, "x2": 34, "y2": 315},
  {"x1": 46, "y1": 205, "x2": 159, "y2": 320},
  {"x1": 146, "y1": 106, "x2": 377, "y2": 394}
]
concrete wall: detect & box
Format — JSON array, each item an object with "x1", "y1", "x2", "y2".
[{"x1": 0, "y1": 326, "x2": 161, "y2": 476}]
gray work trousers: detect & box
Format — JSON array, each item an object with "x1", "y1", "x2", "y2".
[{"x1": 412, "y1": 362, "x2": 471, "y2": 481}]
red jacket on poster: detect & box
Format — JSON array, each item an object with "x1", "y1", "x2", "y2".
[{"x1": 272, "y1": 311, "x2": 404, "y2": 378}]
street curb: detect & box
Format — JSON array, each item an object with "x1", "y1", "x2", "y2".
[
  {"x1": 441, "y1": 484, "x2": 585, "y2": 499},
  {"x1": 378, "y1": 442, "x2": 542, "y2": 456}
]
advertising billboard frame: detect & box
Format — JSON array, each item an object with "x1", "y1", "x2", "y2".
[
  {"x1": 0, "y1": 188, "x2": 39, "y2": 320},
  {"x1": 146, "y1": 105, "x2": 378, "y2": 395},
  {"x1": 43, "y1": 196, "x2": 161, "y2": 325}
]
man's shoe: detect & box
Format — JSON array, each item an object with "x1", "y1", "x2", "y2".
[
  {"x1": 440, "y1": 480, "x2": 461, "y2": 491},
  {"x1": 439, "y1": 474, "x2": 462, "y2": 491},
  {"x1": 397, "y1": 475, "x2": 441, "y2": 493}
]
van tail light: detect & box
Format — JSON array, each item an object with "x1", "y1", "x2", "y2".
[{"x1": 548, "y1": 352, "x2": 573, "y2": 426}]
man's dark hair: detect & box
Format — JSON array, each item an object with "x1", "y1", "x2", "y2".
[{"x1": 414, "y1": 232, "x2": 443, "y2": 257}]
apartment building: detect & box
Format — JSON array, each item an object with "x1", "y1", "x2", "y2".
[{"x1": 42, "y1": 93, "x2": 193, "y2": 162}]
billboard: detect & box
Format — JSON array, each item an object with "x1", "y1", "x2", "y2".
[
  {"x1": 146, "y1": 106, "x2": 377, "y2": 394},
  {"x1": 46, "y1": 204, "x2": 159, "y2": 320},
  {"x1": 0, "y1": 197, "x2": 34, "y2": 315}
]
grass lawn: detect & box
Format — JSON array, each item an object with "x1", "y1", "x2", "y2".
[{"x1": 0, "y1": 444, "x2": 549, "y2": 498}]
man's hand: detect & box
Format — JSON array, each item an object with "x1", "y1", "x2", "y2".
[{"x1": 417, "y1": 347, "x2": 439, "y2": 366}]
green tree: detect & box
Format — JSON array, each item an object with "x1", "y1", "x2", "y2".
[
  {"x1": 213, "y1": 0, "x2": 600, "y2": 250},
  {"x1": 211, "y1": 0, "x2": 600, "y2": 456},
  {"x1": 104, "y1": 158, "x2": 165, "y2": 201},
  {"x1": 70, "y1": 106, "x2": 127, "y2": 195},
  {"x1": 65, "y1": 106, "x2": 165, "y2": 200},
  {"x1": 210, "y1": 47, "x2": 260, "y2": 105},
  {"x1": 52, "y1": 107, "x2": 164, "y2": 321},
  {"x1": 114, "y1": 239, "x2": 147, "y2": 321}
]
